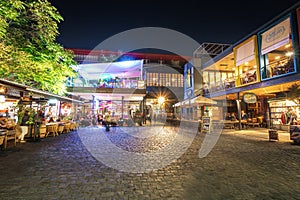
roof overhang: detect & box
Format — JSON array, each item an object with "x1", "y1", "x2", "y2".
[
  {"x1": 67, "y1": 87, "x2": 146, "y2": 101},
  {"x1": 0, "y1": 79, "x2": 84, "y2": 104},
  {"x1": 72, "y1": 60, "x2": 143, "y2": 81}
]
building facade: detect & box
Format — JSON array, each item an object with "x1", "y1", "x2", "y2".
[
  {"x1": 68, "y1": 49, "x2": 189, "y2": 123},
  {"x1": 181, "y1": 2, "x2": 300, "y2": 130}
]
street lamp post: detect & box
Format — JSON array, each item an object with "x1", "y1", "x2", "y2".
[{"x1": 158, "y1": 96, "x2": 165, "y2": 122}]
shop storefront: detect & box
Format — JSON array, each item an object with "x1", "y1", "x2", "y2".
[
  {"x1": 0, "y1": 79, "x2": 84, "y2": 123},
  {"x1": 258, "y1": 16, "x2": 297, "y2": 80},
  {"x1": 201, "y1": 52, "x2": 236, "y2": 95},
  {"x1": 268, "y1": 98, "x2": 300, "y2": 131}
]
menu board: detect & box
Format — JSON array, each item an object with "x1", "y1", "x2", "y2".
[{"x1": 202, "y1": 117, "x2": 211, "y2": 133}]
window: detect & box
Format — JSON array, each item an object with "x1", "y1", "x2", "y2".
[
  {"x1": 186, "y1": 67, "x2": 192, "y2": 88},
  {"x1": 234, "y1": 36, "x2": 259, "y2": 85},
  {"x1": 259, "y1": 17, "x2": 295, "y2": 79}
]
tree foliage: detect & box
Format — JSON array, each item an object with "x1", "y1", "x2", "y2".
[
  {"x1": 287, "y1": 83, "x2": 300, "y2": 104},
  {"x1": 0, "y1": 0, "x2": 77, "y2": 95}
]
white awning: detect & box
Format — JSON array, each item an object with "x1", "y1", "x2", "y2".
[
  {"x1": 261, "y1": 17, "x2": 291, "y2": 55},
  {"x1": 178, "y1": 96, "x2": 217, "y2": 107},
  {"x1": 181, "y1": 99, "x2": 190, "y2": 107},
  {"x1": 190, "y1": 96, "x2": 217, "y2": 105},
  {"x1": 174, "y1": 102, "x2": 181, "y2": 107},
  {"x1": 235, "y1": 39, "x2": 255, "y2": 66}
]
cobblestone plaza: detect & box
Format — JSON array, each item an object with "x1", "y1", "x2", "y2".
[{"x1": 0, "y1": 125, "x2": 299, "y2": 200}]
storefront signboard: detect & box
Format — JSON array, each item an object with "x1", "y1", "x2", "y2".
[
  {"x1": 201, "y1": 116, "x2": 211, "y2": 133},
  {"x1": 261, "y1": 17, "x2": 290, "y2": 55},
  {"x1": 243, "y1": 93, "x2": 257, "y2": 103}
]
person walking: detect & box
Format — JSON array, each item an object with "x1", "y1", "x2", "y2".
[
  {"x1": 19, "y1": 110, "x2": 30, "y2": 143},
  {"x1": 104, "y1": 111, "x2": 111, "y2": 131},
  {"x1": 241, "y1": 110, "x2": 248, "y2": 120}
]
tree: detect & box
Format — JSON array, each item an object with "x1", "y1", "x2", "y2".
[
  {"x1": 0, "y1": 0, "x2": 77, "y2": 95},
  {"x1": 287, "y1": 83, "x2": 300, "y2": 104}
]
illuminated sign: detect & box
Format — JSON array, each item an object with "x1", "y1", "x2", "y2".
[
  {"x1": 243, "y1": 93, "x2": 257, "y2": 103},
  {"x1": 265, "y1": 26, "x2": 285, "y2": 43},
  {"x1": 0, "y1": 95, "x2": 5, "y2": 103},
  {"x1": 0, "y1": 86, "x2": 7, "y2": 94}
]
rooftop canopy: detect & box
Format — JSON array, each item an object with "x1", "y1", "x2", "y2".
[{"x1": 72, "y1": 60, "x2": 143, "y2": 83}]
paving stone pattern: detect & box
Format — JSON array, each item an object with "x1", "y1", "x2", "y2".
[{"x1": 0, "y1": 125, "x2": 299, "y2": 200}]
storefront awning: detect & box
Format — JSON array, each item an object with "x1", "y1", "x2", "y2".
[
  {"x1": 261, "y1": 17, "x2": 291, "y2": 55},
  {"x1": 0, "y1": 79, "x2": 84, "y2": 104},
  {"x1": 177, "y1": 96, "x2": 217, "y2": 107},
  {"x1": 190, "y1": 96, "x2": 217, "y2": 105},
  {"x1": 235, "y1": 38, "x2": 255, "y2": 66}
]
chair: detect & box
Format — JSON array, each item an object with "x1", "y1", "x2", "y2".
[
  {"x1": 257, "y1": 117, "x2": 264, "y2": 127},
  {"x1": 46, "y1": 124, "x2": 58, "y2": 137},
  {"x1": 69, "y1": 123, "x2": 76, "y2": 131},
  {"x1": 39, "y1": 124, "x2": 47, "y2": 138},
  {"x1": 0, "y1": 130, "x2": 6, "y2": 149},
  {"x1": 4, "y1": 128, "x2": 17, "y2": 150},
  {"x1": 249, "y1": 118, "x2": 260, "y2": 127},
  {"x1": 63, "y1": 123, "x2": 71, "y2": 133},
  {"x1": 75, "y1": 122, "x2": 79, "y2": 130},
  {"x1": 57, "y1": 124, "x2": 64, "y2": 134}
]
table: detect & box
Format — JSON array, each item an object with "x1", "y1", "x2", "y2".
[{"x1": 224, "y1": 120, "x2": 239, "y2": 129}]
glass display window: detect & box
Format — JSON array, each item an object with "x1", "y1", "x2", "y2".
[
  {"x1": 234, "y1": 36, "x2": 259, "y2": 86},
  {"x1": 259, "y1": 16, "x2": 296, "y2": 80},
  {"x1": 269, "y1": 99, "x2": 299, "y2": 125},
  {"x1": 202, "y1": 70, "x2": 235, "y2": 93},
  {"x1": 223, "y1": 72, "x2": 235, "y2": 89},
  {"x1": 185, "y1": 67, "x2": 192, "y2": 88},
  {"x1": 238, "y1": 60, "x2": 258, "y2": 85}
]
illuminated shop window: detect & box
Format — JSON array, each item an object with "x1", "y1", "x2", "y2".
[
  {"x1": 146, "y1": 72, "x2": 183, "y2": 87},
  {"x1": 185, "y1": 67, "x2": 192, "y2": 88},
  {"x1": 259, "y1": 17, "x2": 295, "y2": 79},
  {"x1": 223, "y1": 72, "x2": 235, "y2": 89},
  {"x1": 172, "y1": 74, "x2": 177, "y2": 87},
  {"x1": 234, "y1": 36, "x2": 259, "y2": 86}
]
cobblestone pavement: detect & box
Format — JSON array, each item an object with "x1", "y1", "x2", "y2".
[{"x1": 0, "y1": 124, "x2": 299, "y2": 200}]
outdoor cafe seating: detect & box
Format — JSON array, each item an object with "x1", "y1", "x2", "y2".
[
  {"x1": 46, "y1": 123, "x2": 59, "y2": 137},
  {"x1": 0, "y1": 127, "x2": 17, "y2": 150}
]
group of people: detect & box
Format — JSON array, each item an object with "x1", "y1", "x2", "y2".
[
  {"x1": 0, "y1": 109, "x2": 48, "y2": 143},
  {"x1": 225, "y1": 112, "x2": 237, "y2": 121},
  {"x1": 0, "y1": 110, "x2": 30, "y2": 143},
  {"x1": 281, "y1": 110, "x2": 298, "y2": 125},
  {"x1": 225, "y1": 110, "x2": 248, "y2": 121},
  {"x1": 93, "y1": 105, "x2": 154, "y2": 129}
]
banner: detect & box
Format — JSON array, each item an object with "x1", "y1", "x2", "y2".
[
  {"x1": 261, "y1": 17, "x2": 290, "y2": 55},
  {"x1": 235, "y1": 39, "x2": 255, "y2": 66}
]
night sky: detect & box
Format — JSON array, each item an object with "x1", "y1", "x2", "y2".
[{"x1": 49, "y1": 0, "x2": 300, "y2": 53}]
